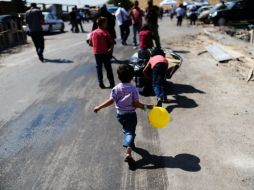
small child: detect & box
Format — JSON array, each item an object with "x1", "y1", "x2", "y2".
[
  {"x1": 89, "y1": 16, "x2": 115, "y2": 89},
  {"x1": 139, "y1": 24, "x2": 153, "y2": 50},
  {"x1": 94, "y1": 64, "x2": 153, "y2": 164},
  {"x1": 143, "y1": 48, "x2": 169, "y2": 107}
]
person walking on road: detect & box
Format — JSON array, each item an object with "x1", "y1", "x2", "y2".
[
  {"x1": 94, "y1": 64, "x2": 153, "y2": 167},
  {"x1": 25, "y1": 3, "x2": 45, "y2": 62},
  {"x1": 176, "y1": 4, "x2": 185, "y2": 26},
  {"x1": 145, "y1": 0, "x2": 160, "y2": 48},
  {"x1": 69, "y1": 7, "x2": 79, "y2": 33},
  {"x1": 115, "y1": 3, "x2": 131, "y2": 45},
  {"x1": 89, "y1": 17, "x2": 115, "y2": 89},
  {"x1": 130, "y1": 1, "x2": 144, "y2": 48}
]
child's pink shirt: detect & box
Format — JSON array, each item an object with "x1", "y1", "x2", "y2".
[
  {"x1": 148, "y1": 55, "x2": 168, "y2": 69},
  {"x1": 90, "y1": 28, "x2": 111, "y2": 54}
]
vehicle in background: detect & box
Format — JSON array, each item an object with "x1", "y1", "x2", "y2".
[
  {"x1": 42, "y1": 12, "x2": 64, "y2": 33},
  {"x1": 197, "y1": 5, "x2": 213, "y2": 24},
  {"x1": 0, "y1": 14, "x2": 23, "y2": 30},
  {"x1": 24, "y1": 12, "x2": 64, "y2": 34},
  {"x1": 209, "y1": 0, "x2": 254, "y2": 26}
]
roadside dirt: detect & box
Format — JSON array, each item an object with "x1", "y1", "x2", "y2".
[{"x1": 166, "y1": 29, "x2": 254, "y2": 82}]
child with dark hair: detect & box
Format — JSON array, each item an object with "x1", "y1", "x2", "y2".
[
  {"x1": 90, "y1": 17, "x2": 115, "y2": 89},
  {"x1": 143, "y1": 48, "x2": 169, "y2": 106},
  {"x1": 94, "y1": 64, "x2": 153, "y2": 165},
  {"x1": 139, "y1": 24, "x2": 153, "y2": 50}
]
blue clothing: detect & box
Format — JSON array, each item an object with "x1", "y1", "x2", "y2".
[
  {"x1": 152, "y1": 63, "x2": 168, "y2": 99},
  {"x1": 117, "y1": 112, "x2": 137, "y2": 148}
]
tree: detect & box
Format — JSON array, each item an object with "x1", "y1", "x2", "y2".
[{"x1": 107, "y1": 0, "x2": 133, "y2": 10}]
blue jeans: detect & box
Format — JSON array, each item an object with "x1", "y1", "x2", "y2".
[
  {"x1": 132, "y1": 23, "x2": 141, "y2": 46},
  {"x1": 117, "y1": 112, "x2": 137, "y2": 148},
  {"x1": 152, "y1": 63, "x2": 168, "y2": 99},
  {"x1": 94, "y1": 54, "x2": 115, "y2": 86}
]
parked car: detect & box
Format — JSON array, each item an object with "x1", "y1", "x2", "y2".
[
  {"x1": 24, "y1": 12, "x2": 64, "y2": 34},
  {"x1": 197, "y1": 5, "x2": 213, "y2": 23},
  {"x1": 42, "y1": 12, "x2": 64, "y2": 33},
  {"x1": 209, "y1": 0, "x2": 254, "y2": 26}
]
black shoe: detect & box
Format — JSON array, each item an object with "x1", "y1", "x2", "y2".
[
  {"x1": 99, "y1": 84, "x2": 106, "y2": 89},
  {"x1": 109, "y1": 84, "x2": 115, "y2": 89},
  {"x1": 122, "y1": 41, "x2": 127, "y2": 45},
  {"x1": 156, "y1": 98, "x2": 163, "y2": 107},
  {"x1": 38, "y1": 55, "x2": 44, "y2": 62}
]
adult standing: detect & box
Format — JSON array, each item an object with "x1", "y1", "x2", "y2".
[
  {"x1": 145, "y1": 0, "x2": 161, "y2": 48},
  {"x1": 115, "y1": 3, "x2": 130, "y2": 45},
  {"x1": 176, "y1": 4, "x2": 185, "y2": 26},
  {"x1": 130, "y1": 0, "x2": 144, "y2": 47},
  {"x1": 189, "y1": 5, "x2": 197, "y2": 25},
  {"x1": 25, "y1": 3, "x2": 45, "y2": 62},
  {"x1": 92, "y1": 4, "x2": 116, "y2": 44},
  {"x1": 69, "y1": 7, "x2": 79, "y2": 33}
]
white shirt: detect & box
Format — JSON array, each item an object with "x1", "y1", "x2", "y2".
[{"x1": 115, "y1": 7, "x2": 129, "y2": 26}]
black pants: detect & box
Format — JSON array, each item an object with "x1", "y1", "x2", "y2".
[
  {"x1": 119, "y1": 23, "x2": 130, "y2": 43},
  {"x1": 30, "y1": 31, "x2": 44, "y2": 58},
  {"x1": 177, "y1": 16, "x2": 183, "y2": 26},
  {"x1": 94, "y1": 54, "x2": 115, "y2": 86}
]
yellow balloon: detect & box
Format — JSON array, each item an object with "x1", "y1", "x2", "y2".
[{"x1": 148, "y1": 107, "x2": 171, "y2": 128}]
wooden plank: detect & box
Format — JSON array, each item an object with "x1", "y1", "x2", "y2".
[{"x1": 206, "y1": 44, "x2": 233, "y2": 62}]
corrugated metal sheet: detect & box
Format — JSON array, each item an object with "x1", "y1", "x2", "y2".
[{"x1": 206, "y1": 44, "x2": 233, "y2": 62}]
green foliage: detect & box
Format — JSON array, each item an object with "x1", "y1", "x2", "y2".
[{"x1": 107, "y1": 0, "x2": 133, "y2": 10}]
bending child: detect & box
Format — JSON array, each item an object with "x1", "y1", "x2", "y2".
[
  {"x1": 94, "y1": 64, "x2": 153, "y2": 165},
  {"x1": 143, "y1": 48, "x2": 169, "y2": 107}
]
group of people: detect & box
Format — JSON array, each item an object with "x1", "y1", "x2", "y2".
[
  {"x1": 91, "y1": 0, "x2": 171, "y2": 167},
  {"x1": 69, "y1": 6, "x2": 86, "y2": 33},
  {"x1": 89, "y1": 0, "x2": 162, "y2": 90},
  {"x1": 25, "y1": 1, "x2": 170, "y2": 168}
]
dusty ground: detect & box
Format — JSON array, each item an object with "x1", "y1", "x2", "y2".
[{"x1": 154, "y1": 19, "x2": 254, "y2": 190}]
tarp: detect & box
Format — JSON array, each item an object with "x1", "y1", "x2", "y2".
[{"x1": 160, "y1": 0, "x2": 177, "y2": 6}]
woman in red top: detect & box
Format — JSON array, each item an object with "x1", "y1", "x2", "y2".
[{"x1": 90, "y1": 17, "x2": 115, "y2": 89}]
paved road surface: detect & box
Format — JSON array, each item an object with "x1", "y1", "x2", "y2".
[{"x1": 0, "y1": 18, "x2": 254, "y2": 190}]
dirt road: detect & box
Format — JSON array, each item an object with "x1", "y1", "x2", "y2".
[{"x1": 0, "y1": 17, "x2": 253, "y2": 190}]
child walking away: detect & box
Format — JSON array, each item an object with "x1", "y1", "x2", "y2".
[
  {"x1": 143, "y1": 48, "x2": 169, "y2": 107},
  {"x1": 94, "y1": 64, "x2": 153, "y2": 168},
  {"x1": 89, "y1": 17, "x2": 115, "y2": 89}
]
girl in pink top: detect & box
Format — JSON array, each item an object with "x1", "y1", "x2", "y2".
[{"x1": 143, "y1": 48, "x2": 169, "y2": 106}]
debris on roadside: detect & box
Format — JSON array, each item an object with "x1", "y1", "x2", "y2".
[
  {"x1": 246, "y1": 68, "x2": 253, "y2": 82},
  {"x1": 206, "y1": 44, "x2": 233, "y2": 62},
  {"x1": 197, "y1": 50, "x2": 207, "y2": 56}
]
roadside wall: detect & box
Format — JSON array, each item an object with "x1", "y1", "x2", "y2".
[{"x1": 0, "y1": 20, "x2": 27, "y2": 51}]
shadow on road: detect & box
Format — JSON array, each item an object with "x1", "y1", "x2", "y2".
[
  {"x1": 44, "y1": 58, "x2": 73, "y2": 64},
  {"x1": 166, "y1": 82, "x2": 205, "y2": 95},
  {"x1": 165, "y1": 95, "x2": 198, "y2": 113},
  {"x1": 111, "y1": 56, "x2": 129, "y2": 64},
  {"x1": 132, "y1": 147, "x2": 201, "y2": 172}
]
